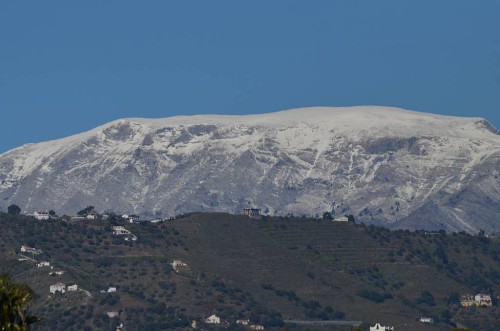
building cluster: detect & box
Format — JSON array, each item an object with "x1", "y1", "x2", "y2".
[
  {"x1": 37, "y1": 261, "x2": 50, "y2": 268},
  {"x1": 49, "y1": 282, "x2": 79, "y2": 294},
  {"x1": 100, "y1": 286, "x2": 117, "y2": 294},
  {"x1": 204, "y1": 315, "x2": 264, "y2": 329},
  {"x1": 461, "y1": 293, "x2": 493, "y2": 307},
  {"x1": 71, "y1": 212, "x2": 100, "y2": 221}
]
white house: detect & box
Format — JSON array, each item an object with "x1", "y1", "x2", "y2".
[
  {"x1": 112, "y1": 226, "x2": 130, "y2": 235},
  {"x1": 122, "y1": 214, "x2": 140, "y2": 223},
  {"x1": 205, "y1": 314, "x2": 221, "y2": 324},
  {"x1": 107, "y1": 287, "x2": 117, "y2": 293},
  {"x1": 50, "y1": 283, "x2": 66, "y2": 294},
  {"x1": 419, "y1": 317, "x2": 434, "y2": 323},
  {"x1": 67, "y1": 284, "x2": 78, "y2": 292},
  {"x1": 171, "y1": 260, "x2": 188, "y2": 273},
  {"x1": 85, "y1": 213, "x2": 97, "y2": 220},
  {"x1": 33, "y1": 210, "x2": 50, "y2": 220},
  {"x1": 370, "y1": 323, "x2": 394, "y2": 331},
  {"x1": 20, "y1": 245, "x2": 42, "y2": 254},
  {"x1": 49, "y1": 270, "x2": 64, "y2": 276},
  {"x1": 333, "y1": 216, "x2": 349, "y2": 222},
  {"x1": 243, "y1": 208, "x2": 261, "y2": 217},
  {"x1": 37, "y1": 261, "x2": 50, "y2": 268},
  {"x1": 107, "y1": 311, "x2": 119, "y2": 318},
  {"x1": 474, "y1": 294, "x2": 492, "y2": 306},
  {"x1": 250, "y1": 325, "x2": 265, "y2": 330},
  {"x1": 128, "y1": 215, "x2": 140, "y2": 223}
]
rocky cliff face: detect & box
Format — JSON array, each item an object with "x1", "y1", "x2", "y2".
[{"x1": 1, "y1": 106, "x2": 500, "y2": 233}]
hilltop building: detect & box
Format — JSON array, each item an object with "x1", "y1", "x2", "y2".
[
  {"x1": 122, "y1": 214, "x2": 140, "y2": 223},
  {"x1": 33, "y1": 210, "x2": 50, "y2": 220},
  {"x1": 243, "y1": 208, "x2": 261, "y2": 217}
]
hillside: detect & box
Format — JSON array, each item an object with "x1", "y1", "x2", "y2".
[
  {"x1": 1, "y1": 106, "x2": 500, "y2": 233},
  {"x1": 1, "y1": 212, "x2": 499, "y2": 330}
]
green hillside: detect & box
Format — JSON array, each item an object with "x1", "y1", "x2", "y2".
[{"x1": 1, "y1": 212, "x2": 499, "y2": 331}]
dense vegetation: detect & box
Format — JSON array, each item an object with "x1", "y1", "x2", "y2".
[
  {"x1": 1, "y1": 212, "x2": 499, "y2": 330},
  {"x1": 0, "y1": 273, "x2": 42, "y2": 330}
]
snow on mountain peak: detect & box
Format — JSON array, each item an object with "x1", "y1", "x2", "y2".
[{"x1": 1, "y1": 106, "x2": 500, "y2": 233}]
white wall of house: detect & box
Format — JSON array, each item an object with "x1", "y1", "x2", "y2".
[{"x1": 205, "y1": 315, "x2": 221, "y2": 324}]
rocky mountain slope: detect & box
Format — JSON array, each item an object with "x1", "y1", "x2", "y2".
[{"x1": 1, "y1": 106, "x2": 500, "y2": 233}]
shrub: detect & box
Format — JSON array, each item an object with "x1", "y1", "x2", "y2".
[{"x1": 357, "y1": 289, "x2": 392, "y2": 303}]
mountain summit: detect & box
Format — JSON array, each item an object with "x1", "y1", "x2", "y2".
[{"x1": 1, "y1": 106, "x2": 499, "y2": 233}]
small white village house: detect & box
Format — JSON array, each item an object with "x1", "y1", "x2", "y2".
[
  {"x1": 171, "y1": 260, "x2": 188, "y2": 273},
  {"x1": 419, "y1": 317, "x2": 434, "y2": 323},
  {"x1": 33, "y1": 210, "x2": 50, "y2": 220},
  {"x1": 205, "y1": 314, "x2": 221, "y2": 324},
  {"x1": 37, "y1": 261, "x2": 50, "y2": 268},
  {"x1": 249, "y1": 325, "x2": 265, "y2": 330},
  {"x1": 112, "y1": 226, "x2": 130, "y2": 235},
  {"x1": 107, "y1": 287, "x2": 117, "y2": 293},
  {"x1": 474, "y1": 294, "x2": 492, "y2": 306},
  {"x1": 243, "y1": 208, "x2": 261, "y2": 217},
  {"x1": 67, "y1": 284, "x2": 78, "y2": 292},
  {"x1": 20, "y1": 245, "x2": 42, "y2": 254},
  {"x1": 333, "y1": 215, "x2": 349, "y2": 222},
  {"x1": 50, "y1": 283, "x2": 66, "y2": 294},
  {"x1": 370, "y1": 323, "x2": 394, "y2": 331},
  {"x1": 122, "y1": 214, "x2": 140, "y2": 223},
  {"x1": 128, "y1": 214, "x2": 140, "y2": 222}
]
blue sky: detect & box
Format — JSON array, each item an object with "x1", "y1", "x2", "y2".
[{"x1": 1, "y1": 1, "x2": 500, "y2": 153}]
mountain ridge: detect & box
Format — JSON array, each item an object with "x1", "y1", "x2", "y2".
[{"x1": 1, "y1": 106, "x2": 500, "y2": 233}]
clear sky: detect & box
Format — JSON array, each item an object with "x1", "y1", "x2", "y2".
[{"x1": 1, "y1": 1, "x2": 500, "y2": 153}]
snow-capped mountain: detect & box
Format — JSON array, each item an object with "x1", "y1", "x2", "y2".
[{"x1": 1, "y1": 106, "x2": 500, "y2": 233}]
